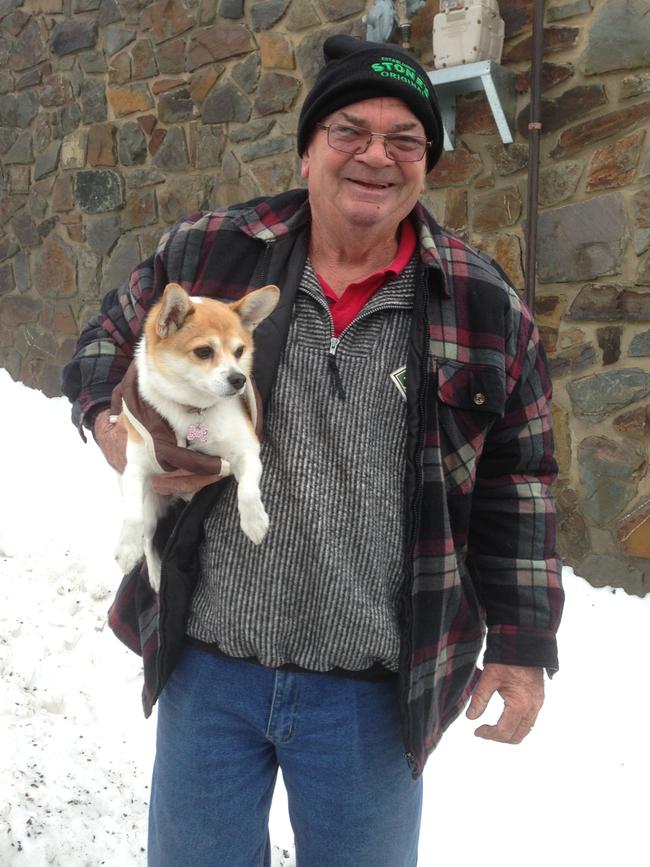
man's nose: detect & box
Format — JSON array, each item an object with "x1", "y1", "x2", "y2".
[{"x1": 357, "y1": 134, "x2": 392, "y2": 166}]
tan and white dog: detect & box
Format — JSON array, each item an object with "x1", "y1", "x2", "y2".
[{"x1": 114, "y1": 282, "x2": 280, "y2": 591}]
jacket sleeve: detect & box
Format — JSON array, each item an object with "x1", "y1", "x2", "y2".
[
  {"x1": 61, "y1": 213, "x2": 208, "y2": 435},
  {"x1": 467, "y1": 285, "x2": 564, "y2": 674}
]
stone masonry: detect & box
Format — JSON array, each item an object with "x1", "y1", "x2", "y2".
[{"x1": 0, "y1": 0, "x2": 649, "y2": 594}]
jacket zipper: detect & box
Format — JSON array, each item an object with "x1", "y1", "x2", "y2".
[
  {"x1": 326, "y1": 301, "x2": 410, "y2": 400},
  {"x1": 400, "y1": 267, "x2": 430, "y2": 779}
]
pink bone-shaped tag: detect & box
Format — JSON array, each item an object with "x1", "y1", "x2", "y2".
[{"x1": 187, "y1": 423, "x2": 209, "y2": 444}]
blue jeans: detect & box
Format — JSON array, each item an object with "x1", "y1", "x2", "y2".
[{"x1": 148, "y1": 645, "x2": 422, "y2": 867}]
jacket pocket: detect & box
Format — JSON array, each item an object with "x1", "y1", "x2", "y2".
[{"x1": 436, "y1": 360, "x2": 506, "y2": 495}]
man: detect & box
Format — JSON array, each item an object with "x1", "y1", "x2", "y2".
[{"x1": 63, "y1": 35, "x2": 563, "y2": 867}]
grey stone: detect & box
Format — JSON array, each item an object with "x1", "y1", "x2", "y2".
[
  {"x1": 0, "y1": 236, "x2": 18, "y2": 262},
  {"x1": 219, "y1": 0, "x2": 243, "y2": 16},
  {"x1": 582, "y1": 0, "x2": 650, "y2": 75},
  {"x1": 296, "y1": 21, "x2": 363, "y2": 85},
  {"x1": 254, "y1": 72, "x2": 301, "y2": 116},
  {"x1": 12, "y1": 211, "x2": 40, "y2": 247},
  {"x1": 620, "y1": 289, "x2": 650, "y2": 319},
  {"x1": 232, "y1": 51, "x2": 260, "y2": 94},
  {"x1": 50, "y1": 103, "x2": 82, "y2": 140},
  {"x1": 80, "y1": 50, "x2": 107, "y2": 73},
  {"x1": 538, "y1": 160, "x2": 583, "y2": 207},
  {"x1": 567, "y1": 368, "x2": 650, "y2": 422},
  {"x1": 548, "y1": 342, "x2": 596, "y2": 378},
  {"x1": 29, "y1": 189, "x2": 48, "y2": 220},
  {"x1": 13, "y1": 250, "x2": 29, "y2": 291},
  {"x1": 98, "y1": 0, "x2": 124, "y2": 26},
  {"x1": 251, "y1": 0, "x2": 290, "y2": 30},
  {"x1": 0, "y1": 90, "x2": 38, "y2": 127},
  {"x1": 3, "y1": 130, "x2": 32, "y2": 164},
  {"x1": 240, "y1": 135, "x2": 293, "y2": 163},
  {"x1": 127, "y1": 167, "x2": 166, "y2": 188},
  {"x1": 631, "y1": 186, "x2": 650, "y2": 256},
  {"x1": 488, "y1": 143, "x2": 528, "y2": 176},
  {"x1": 285, "y1": 0, "x2": 320, "y2": 29},
  {"x1": 117, "y1": 121, "x2": 147, "y2": 165},
  {"x1": 547, "y1": 0, "x2": 592, "y2": 21},
  {"x1": 0, "y1": 0, "x2": 22, "y2": 19},
  {"x1": 0, "y1": 126, "x2": 19, "y2": 153},
  {"x1": 620, "y1": 72, "x2": 650, "y2": 100},
  {"x1": 578, "y1": 436, "x2": 645, "y2": 524},
  {"x1": 190, "y1": 123, "x2": 226, "y2": 168},
  {"x1": 153, "y1": 127, "x2": 189, "y2": 171},
  {"x1": 77, "y1": 246, "x2": 101, "y2": 296},
  {"x1": 577, "y1": 553, "x2": 646, "y2": 595},
  {"x1": 158, "y1": 89, "x2": 195, "y2": 124},
  {"x1": 158, "y1": 175, "x2": 213, "y2": 223},
  {"x1": 51, "y1": 20, "x2": 98, "y2": 57},
  {"x1": 37, "y1": 216, "x2": 58, "y2": 242},
  {"x1": 318, "y1": 0, "x2": 365, "y2": 21},
  {"x1": 537, "y1": 193, "x2": 627, "y2": 283},
  {"x1": 629, "y1": 330, "x2": 650, "y2": 357},
  {"x1": 566, "y1": 283, "x2": 623, "y2": 320},
  {"x1": 101, "y1": 234, "x2": 141, "y2": 293},
  {"x1": 34, "y1": 141, "x2": 61, "y2": 180},
  {"x1": 80, "y1": 78, "x2": 107, "y2": 124},
  {"x1": 230, "y1": 118, "x2": 275, "y2": 143},
  {"x1": 86, "y1": 214, "x2": 121, "y2": 255},
  {"x1": 0, "y1": 262, "x2": 13, "y2": 296},
  {"x1": 75, "y1": 169, "x2": 125, "y2": 213},
  {"x1": 104, "y1": 25, "x2": 136, "y2": 56},
  {"x1": 74, "y1": 0, "x2": 100, "y2": 9},
  {"x1": 202, "y1": 81, "x2": 251, "y2": 123}
]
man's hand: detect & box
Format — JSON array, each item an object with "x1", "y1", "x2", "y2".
[
  {"x1": 466, "y1": 663, "x2": 544, "y2": 744},
  {"x1": 94, "y1": 408, "x2": 127, "y2": 473}
]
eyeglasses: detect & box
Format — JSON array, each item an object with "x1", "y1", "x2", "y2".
[{"x1": 316, "y1": 122, "x2": 430, "y2": 163}]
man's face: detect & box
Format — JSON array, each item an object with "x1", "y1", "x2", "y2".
[{"x1": 300, "y1": 97, "x2": 428, "y2": 236}]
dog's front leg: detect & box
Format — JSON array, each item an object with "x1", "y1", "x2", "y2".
[
  {"x1": 142, "y1": 489, "x2": 168, "y2": 592},
  {"x1": 115, "y1": 445, "x2": 149, "y2": 576},
  {"x1": 231, "y1": 449, "x2": 269, "y2": 545}
]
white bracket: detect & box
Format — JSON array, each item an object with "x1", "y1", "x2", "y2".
[{"x1": 427, "y1": 60, "x2": 517, "y2": 150}]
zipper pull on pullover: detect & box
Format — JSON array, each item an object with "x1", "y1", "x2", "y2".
[{"x1": 327, "y1": 337, "x2": 347, "y2": 400}]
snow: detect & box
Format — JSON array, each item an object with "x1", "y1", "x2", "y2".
[{"x1": 0, "y1": 366, "x2": 648, "y2": 866}]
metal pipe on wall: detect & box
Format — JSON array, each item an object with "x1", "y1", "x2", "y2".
[{"x1": 524, "y1": 0, "x2": 545, "y2": 311}]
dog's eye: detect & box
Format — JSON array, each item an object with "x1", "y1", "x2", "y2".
[
  {"x1": 193, "y1": 346, "x2": 213, "y2": 360},
  {"x1": 234, "y1": 345, "x2": 245, "y2": 359}
]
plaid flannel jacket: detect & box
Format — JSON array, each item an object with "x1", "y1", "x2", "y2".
[{"x1": 62, "y1": 189, "x2": 563, "y2": 778}]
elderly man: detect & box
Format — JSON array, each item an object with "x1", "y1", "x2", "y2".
[{"x1": 63, "y1": 35, "x2": 563, "y2": 867}]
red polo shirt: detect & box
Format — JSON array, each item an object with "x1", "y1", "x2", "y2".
[{"x1": 316, "y1": 218, "x2": 417, "y2": 337}]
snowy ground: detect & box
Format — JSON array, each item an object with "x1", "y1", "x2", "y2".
[{"x1": 0, "y1": 367, "x2": 648, "y2": 866}]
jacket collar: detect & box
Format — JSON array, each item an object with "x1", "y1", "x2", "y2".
[{"x1": 233, "y1": 190, "x2": 451, "y2": 297}]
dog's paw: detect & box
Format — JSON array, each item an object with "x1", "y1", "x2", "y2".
[
  {"x1": 239, "y1": 498, "x2": 269, "y2": 545},
  {"x1": 147, "y1": 560, "x2": 161, "y2": 593},
  {"x1": 115, "y1": 525, "x2": 144, "y2": 575}
]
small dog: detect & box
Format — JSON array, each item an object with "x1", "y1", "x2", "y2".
[{"x1": 114, "y1": 282, "x2": 280, "y2": 591}]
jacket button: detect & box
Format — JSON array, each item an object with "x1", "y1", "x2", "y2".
[{"x1": 473, "y1": 392, "x2": 486, "y2": 406}]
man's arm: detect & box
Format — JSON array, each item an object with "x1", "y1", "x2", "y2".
[
  {"x1": 466, "y1": 289, "x2": 564, "y2": 743},
  {"x1": 93, "y1": 409, "x2": 221, "y2": 494}
]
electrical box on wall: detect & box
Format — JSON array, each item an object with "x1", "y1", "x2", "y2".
[{"x1": 433, "y1": 0, "x2": 505, "y2": 69}]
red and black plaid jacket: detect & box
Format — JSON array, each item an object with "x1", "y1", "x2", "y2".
[{"x1": 62, "y1": 189, "x2": 563, "y2": 778}]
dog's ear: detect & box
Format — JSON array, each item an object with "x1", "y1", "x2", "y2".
[
  {"x1": 156, "y1": 283, "x2": 194, "y2": 337},
  {"x1": 231, "y1": 285, "x2": 280, "y2": 332}
]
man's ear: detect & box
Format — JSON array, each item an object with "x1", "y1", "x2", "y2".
[
  {"x1": 232, "y1": 285, "x2": 281, "y2": 332},
  {"x1": 156, "y1": 283, "x2": 194, "y2": 337},
  {"x1": 300, "y1": 150, "x2": 310, "y2": 180}
]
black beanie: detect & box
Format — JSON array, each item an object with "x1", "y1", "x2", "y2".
[{"x1": 297, "y1": 35, "x2": 443, "y2": 172}]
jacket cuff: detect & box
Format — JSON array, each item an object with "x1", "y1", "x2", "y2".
[{"x1": 483, "y1": 624, "x2": 559, "y2": 677}]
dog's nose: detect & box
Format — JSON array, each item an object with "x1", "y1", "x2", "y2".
[{"x1": 227, "y1": 372, "x2": 246, "y2": 391}]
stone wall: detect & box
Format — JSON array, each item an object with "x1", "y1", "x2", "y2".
[{"x1": 0, "y1": 0, "x2": 649, "y2": 593}]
